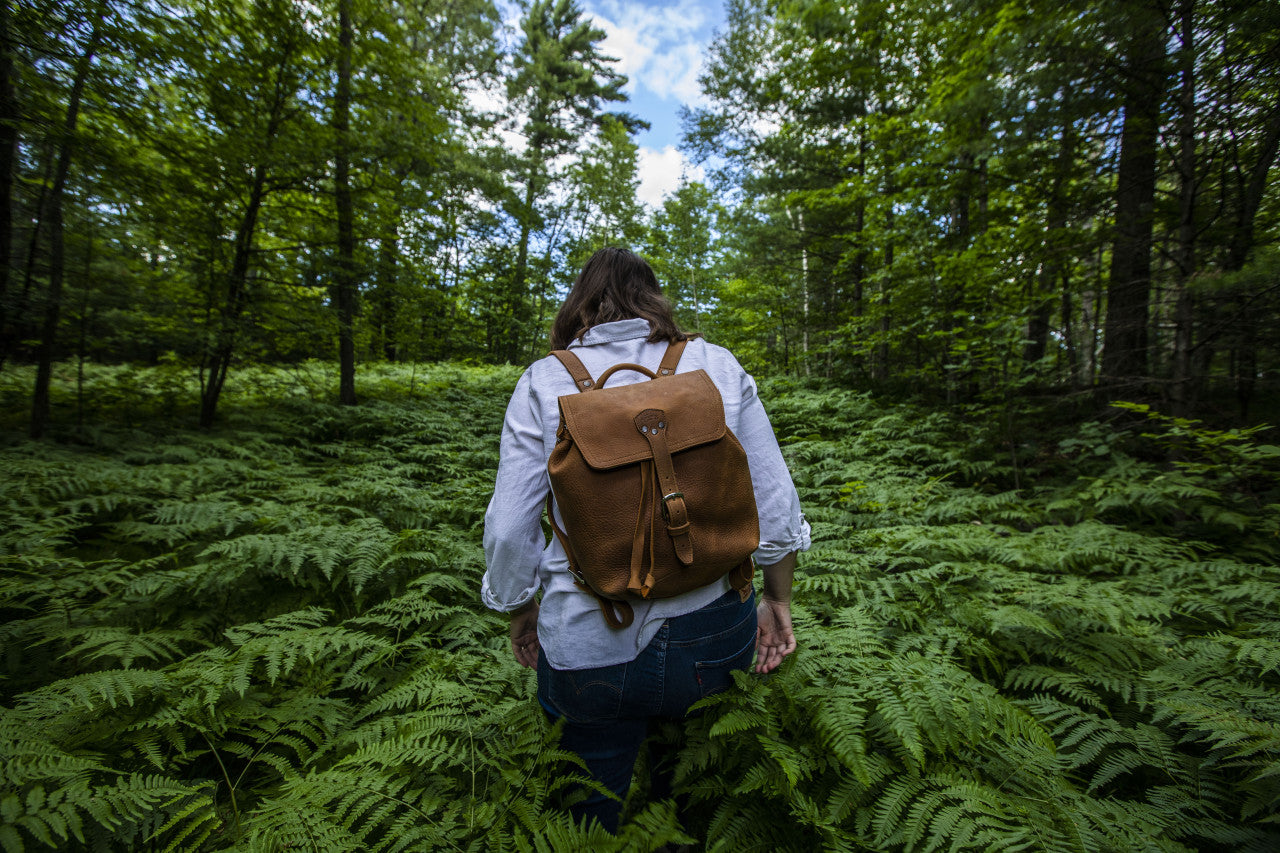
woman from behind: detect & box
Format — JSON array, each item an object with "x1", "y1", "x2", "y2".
[{"x1": 482, "y1": 246, "x2": 809, "y2": 833}]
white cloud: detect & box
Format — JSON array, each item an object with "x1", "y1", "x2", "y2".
[
  {"x1": 595, "y1": 17, "x2": 654, "y2": 78},
  {"x1": 466, "y1": 80, "x2": 527, "y2": 153},
  {"x1": 637, "y1": 145, "x2": 706, "y2": 207},
  {"x1": 590, "y1": 2, "x2": 711, "y2": 107},
  {"x1": 643, "y1": 41, "x2": 705, "y2": 104}
]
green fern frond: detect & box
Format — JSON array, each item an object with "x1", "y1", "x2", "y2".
[
  {"x1": 16, "y1": 669, "x2": 167, "y2": 718},
  {"x1": 55, "y1": 626, "x2": 208, "y2": 668}
]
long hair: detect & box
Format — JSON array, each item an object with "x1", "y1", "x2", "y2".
[{"x1": 549, "y1": 247, "x2": 692, "y2": 350}]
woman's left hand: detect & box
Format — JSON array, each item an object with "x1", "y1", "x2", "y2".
[{"x1": 509, "y1": 600, "x2": 540, "y2": 668}]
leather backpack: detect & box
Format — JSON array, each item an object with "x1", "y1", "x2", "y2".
[{"x1": 546, "y1": 340, "x2": 759, "y2": 629}]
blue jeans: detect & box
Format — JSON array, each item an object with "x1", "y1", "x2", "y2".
[{"x1": 536, "y1": 588, "x2": 757, "y2": 833}]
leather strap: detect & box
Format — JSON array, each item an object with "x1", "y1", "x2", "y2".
[
  {"x1": 657, "y1": 340, "x2": 687, "y2": 376},
  {"x1": 551, "y1": 350, "x2": 595, "y2": 390},
  {"x1": 590, "y1": 589, "x2": 634, "y2": 629},
  {"x1": 628, "y1": 461, "x2": 656, "y2": 597},
  {"x1": 635, "y1": 408, "x2": 694, "y2": 566},
  {"x1": 597, "y1": 362, "x2": 656, "y2": 388},
  {"x1": 553, "y1": 339, "x2": 686, "y2": 390},
  {"x1": 729, "y1": 556, "x2": 754, "y2": 601}
]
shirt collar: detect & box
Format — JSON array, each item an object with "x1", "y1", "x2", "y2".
[{"x1": 568, "y1": 318, "x2": 652, "y2": 348}]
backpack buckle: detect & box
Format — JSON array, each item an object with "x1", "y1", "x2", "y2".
[{"x1": 660, "y1": 491, "x2": 685, "y2": 521}]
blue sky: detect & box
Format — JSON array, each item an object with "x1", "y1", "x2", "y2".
[
  {"x1": 495, "y1": 0, "x2": 726, "y2": 206},
  {"x1": 581, "y1": 0, "x2": 726, "y2": 204}
]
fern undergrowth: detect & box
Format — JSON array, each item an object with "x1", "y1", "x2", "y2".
[{"x1": 2, "y1": 364, "x2": 1277, "y2": 851}]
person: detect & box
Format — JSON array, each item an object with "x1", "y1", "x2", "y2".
[{"x1": 481, "y1": 247, "x2": 810, "y2": 833}]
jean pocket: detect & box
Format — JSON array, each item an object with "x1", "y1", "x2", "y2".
[
  {"x1": 544, "y1": 663, "x2": 626, "y2": 724},
  {"x1": 694, "y1": 628, "x2": 756, "y2": 699}
]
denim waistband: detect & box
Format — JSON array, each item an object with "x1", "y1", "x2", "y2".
[{"x1": 664, "y1": 586, "x2": 754, "y2": 645}]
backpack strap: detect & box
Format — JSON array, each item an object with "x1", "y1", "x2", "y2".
[
  {"x1": 729, "y1": 556, "x2": 755, "y2": 602},
  {"x1": 635, "y1": 409, "x2": 694, "y2": 567},
  {"x1": 551, "y1": 350, "x2": 595, "y2": 390},
  {"x1": 657, "y1": 339, "x2": 687, "y2": 376},
  {"x1": 553, "y1": 339, "x2": 687, "y2": 389}
]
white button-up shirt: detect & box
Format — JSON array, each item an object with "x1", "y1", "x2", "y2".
[{"x1": 482, "y1": 318, "x2": 811, "y2": 670}]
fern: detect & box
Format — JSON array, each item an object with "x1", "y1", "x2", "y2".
[
  {"x1": 0, "y1": 711, "x2": 215, "y2": 853},
  {"x1": 3, "y1": 368, "x2": 1279, "y2": 851}
]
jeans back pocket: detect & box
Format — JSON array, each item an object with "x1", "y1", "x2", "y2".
[
  {"x1": 694, "y1": 630, "x2": 756, "y2": 699},
  {"x1": 540, "y1": 661, "x2": 627, "y2": 724}
]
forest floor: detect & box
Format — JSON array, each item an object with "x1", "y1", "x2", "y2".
[{"x1": 1, "y1": 362, "x2": 1278, "y2": 852}]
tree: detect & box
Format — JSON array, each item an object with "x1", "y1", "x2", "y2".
[
  {"x1": 568, "y1": 115, "x2": 645, "y2": 252},
  {"x1": 0, "y1": 0, "x2": 16, "y2": 372},
  {"x1": 1101, "y1": 0, "x2": 1169, "y2": 384},
  {"x1": 646, "y1": 178, "x2": 718, "y2": 331},
  {"x1": 688, "y1": 0, "x2": 1280, "y2": 407},
  {"x1": 328, "y1": 0, "x2": 501, "y2": 369},
  {"x1": 151, "y1": 0, "x2": 325, "y2": 428},
  {"x1": 24, "y1": 0, "x2": 108, "y2": 437},
  {"x1": 502, "y1": 0, "x2": 637, "y2": 362},
  {"x1": 331, "y1": 0, "x2": 357, "y2": 405}
]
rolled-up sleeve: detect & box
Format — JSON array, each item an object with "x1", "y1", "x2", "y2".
[
  {"x1": 481, "y1": 369, "x2": 547, "y2": 612},
  {"x1": 733, "y1": 370, "x2": 811, "y2": 566}
]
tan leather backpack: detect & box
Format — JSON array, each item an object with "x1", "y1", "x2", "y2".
[{"x1": 546, "y1": 340, "x2": 759, "y2": 629}]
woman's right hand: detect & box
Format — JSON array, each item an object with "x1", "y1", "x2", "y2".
[
  {"x1": 509, "y1": 600, "x2": 540, "y2": 669},
  {"x1": 755, "y1": 598, "x2": 795, "y2": 673}
]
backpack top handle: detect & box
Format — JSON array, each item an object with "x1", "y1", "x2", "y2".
[{"x1": 550, "y1": 340, "x2": 688, "y2": 393}]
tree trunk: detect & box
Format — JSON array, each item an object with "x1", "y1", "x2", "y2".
[
  {"x1": 1026, "y1": 101, "x2": 1074, "y2": 366},
  {"x1": 874, "y1": 163, "x2": 894, "y2": 383},
  {"x1": 199, "y1": 165, "x2": 268, "y2": 429},
  {"x1": 1061, "y1": 283, "x2": 1079, "y2": 386},
  {"x1": 1223, "y1": 107, "x2": 1280, "y2": 420},
  {"x1": 509, "y1": 167, "x2": 538, "y2": 363},
  {"x1": 0, "y1": 0, "x2": 16, "y2": 373},
  {"x1": 1170, "y1": 0, "x2": 1198, "y2": 416},
  {"x1": 198, "y1": 46, "x2": 296, "y2": 428},
  {"x1": 533, "y1": 235, "x2": 558, "y2": 354},
  {"x1": 1224, "y1": 103, "x2": 1280, "y2": 274},
  {"x1": 333, "y1": 0, "x2": 357, "y2": 405},
  {"x1": 1101, "y1": 2, "x2": 1166, "y2": 385},
  {"x1": 30, "y1": 17, "x2": 100, "y2": 438},
  {"x1": 787, "y1": 207, "x2": 811, "y2": 375},
  {"x1": 852, "y1": 128, "x2": 867, "y2": 320},
  {"x1": 953, "y1": 151, "x2": 972, "y2": 247},
  {"x1": 75, "y1": 233, "x2": 91, "y2": 426},
  {"x1": 691, "y1": 266, "x2": 701, "y2": 327},
  {"x1": 376, "y1": 219, "x2": 399, "y2": 361}
]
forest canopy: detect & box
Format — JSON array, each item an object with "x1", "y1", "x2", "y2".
[{"x1": 2, "y1": 0, "x2": 1278, "y2": 433}]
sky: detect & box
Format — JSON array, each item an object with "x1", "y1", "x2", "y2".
[{"x1": 500, "y1": 0, "x2": 726, "y2": 207}]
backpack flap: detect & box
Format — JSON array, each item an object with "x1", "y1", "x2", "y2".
[
  {"x1": 547, "y1": 353, "x2": 758, "y2": 631},
  {"x1": 556, "y1": 369, "x2": 726, "y2": 470}
]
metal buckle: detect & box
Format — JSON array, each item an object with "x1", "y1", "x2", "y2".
[{"x1": 660, "y1": 491, "x2": 684, "y2": 521}]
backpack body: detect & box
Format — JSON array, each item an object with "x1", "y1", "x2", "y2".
[{"x1": 546, "y1": 341, "x2": 759, "y2": 629}]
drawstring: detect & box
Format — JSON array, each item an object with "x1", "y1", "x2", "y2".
[
  {"x1": 629, "y1": 462, "x2": 649, "y2": 596},
  {"x1": 629, "y1": 460, "x2": 659, "y2": 597}
]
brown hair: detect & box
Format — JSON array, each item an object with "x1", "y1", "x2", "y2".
[{"x1": 550, "y1": 247, "x2": 692, "y2": 350}]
